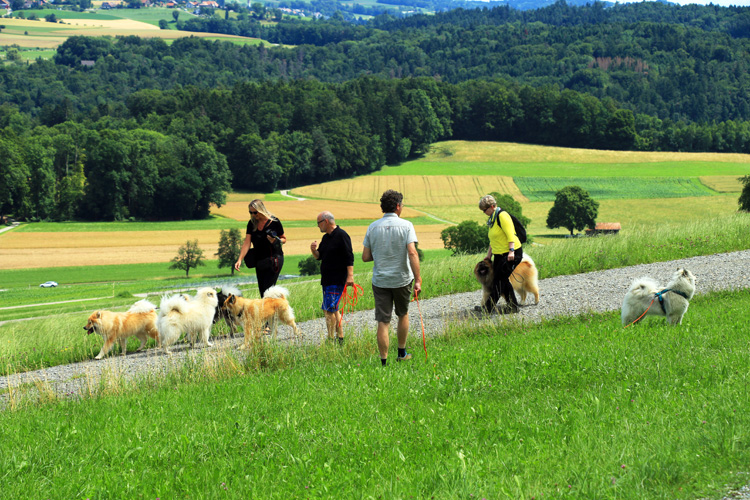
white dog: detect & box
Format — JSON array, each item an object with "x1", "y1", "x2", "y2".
[
  {"x1": 621, "y1": 268, "x2": 696, "y2": 326},
  {"x1": 158, "y1": 287, "x2": 219, "y2": 352}
]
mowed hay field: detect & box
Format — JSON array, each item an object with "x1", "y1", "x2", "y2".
[{"x1": 0, "y1": 198, "x2": 446, "y2": 270}]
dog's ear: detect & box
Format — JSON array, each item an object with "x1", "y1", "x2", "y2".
[
  {"x1": 96, "y1": 311, "x2": 101, "y2": 318},
  {"x1": 227, "y1": 294, "x2": 235, "y2": 305}
]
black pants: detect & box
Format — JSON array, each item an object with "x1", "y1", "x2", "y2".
[
  {"x1": 484, "y1": 248, "x2": 522, "y2": 312},
  {"x1": 257, "y1": 255, "x2": 284, "y2": 297}
]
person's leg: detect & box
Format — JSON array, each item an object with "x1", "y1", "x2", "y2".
[
  {"x1": 484, "y1": 255, "x2": 503, "y2": 312},
  {"x1": 324, "y1": 311, "x2": 337, "y2": 339},
  {"x1": 376, "y1": 321, "x2": 390, "y2": 359},
  {"x1": 397, "y1": 314, "x2": 409, "y2": 349},
  {"x1": 334, "y1": 310, "x2": 344, "y2": 341},
  {"x1": 500, "y1": 249, "x2": 523, "y2": 311},
  {"x1": 372, "y1": 285, "x2": 394, "y2": 363}
]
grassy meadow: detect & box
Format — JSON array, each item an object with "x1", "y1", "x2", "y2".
[{"x1": 1, "y1": 289, "x2": 749, "y2": 499}]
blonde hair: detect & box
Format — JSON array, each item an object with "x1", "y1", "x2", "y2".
[
  {"x1": 478, "y1": 195, "x2": 497, "y2": 211},
  {"x1": 248, "y1": 199, "x2": 277, "y2": 230}
]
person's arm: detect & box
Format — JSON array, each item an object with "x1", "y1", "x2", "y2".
[
  {"x1": 345, "y1": 265, "x2": 354, "y2": 287},
  {"x1": 310, "y1": 241, "x2": 320, "y2": 259},
  {"x1": 362, "y1": 246, "x2": 373, "y2": 262},
  {"x1": 235, "y1": 233, "x2": 252, "y2": 271},
  {"x1": 486, "y1": 244, "x2": 492, "y2": 260},
  {"x1": 499, "y1": 212, "x2": 515, "y2": 261},
  {"x1": 406, "y1": 242, "x2": 422, "y2": 296}
]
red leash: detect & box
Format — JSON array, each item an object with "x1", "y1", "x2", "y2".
[
  {"x1": 337, "y1": 283, "x2": 364, "y2": 328},
  {"x1": 624, "y1": 297, "x2": 656, "y2": 328},
  {"x1": 411, "y1": 290, "x2": 428, "y2": 360}
]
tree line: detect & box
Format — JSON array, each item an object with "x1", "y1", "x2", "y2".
[{"x1": 4, "y1": 71, "x2": 750, "y2": 221}]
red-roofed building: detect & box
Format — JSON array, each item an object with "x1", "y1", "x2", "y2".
[{"x1": 586, "y1": 222, "x2": 621, "y2": 236}]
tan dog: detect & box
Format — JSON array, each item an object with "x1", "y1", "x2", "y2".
[
  {"x1": 84, "y1": 300, "x2": 160, "y2": 359},
  {"x1": 222, "y1": 286, "x2": 301, "y2": 349},
  {"x1": 474, "y1": 254, "x2": 540, "y2": 305}
]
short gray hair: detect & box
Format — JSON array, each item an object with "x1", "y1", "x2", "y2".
[{"x1": 478, "y1": 195, "x2": 496, "y2": 211}]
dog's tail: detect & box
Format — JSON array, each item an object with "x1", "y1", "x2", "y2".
[
  {"x1": 159, "y1": 294, "x2": 190, "y2": 317},
  {"x1": 627, "y1": 277, "x2": 659, "y2": 298},
  {"x1": 263, "y1": 286, "x2": 289, "y2": 300},
  {"x1": 220, "y1": 285, "x2": 243, "y2": 297},
  {"x1": 129, "y1": 299, "x2": 157, "y2": 314}
]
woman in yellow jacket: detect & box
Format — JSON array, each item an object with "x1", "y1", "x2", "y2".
[{"x1": 478, "y1": 194, "x2": 522, "y2": 314}]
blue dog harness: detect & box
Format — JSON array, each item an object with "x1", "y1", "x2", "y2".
[{"x1": 654, "y1": 288, "x2": 690, "y2": 314}]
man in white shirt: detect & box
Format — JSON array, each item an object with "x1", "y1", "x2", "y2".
[{"x1": 362, "y1": 190, "x2": 422, "y2": 365}]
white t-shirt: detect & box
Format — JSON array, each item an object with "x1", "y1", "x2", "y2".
[{"x1": 363, "y1": 213, "x2": 418, "y2": 288}]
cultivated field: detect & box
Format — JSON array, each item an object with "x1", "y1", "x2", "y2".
[
  {"x1": 0, "y1": 13, "x2": 261, "y2": 49},
  {"x1": 292, "y1": 175, "x2": 528, "y2": 204}
]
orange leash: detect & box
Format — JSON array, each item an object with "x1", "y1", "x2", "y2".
[
  {"x1": 411, "y1": 290, "x2": 428, "y2": 360},
  {"x1": 624, "y1": 297, "x2": 657, "y2": 328},
  {"x1": 337, "y1": 283, "x2": 364, "y2": 328}
]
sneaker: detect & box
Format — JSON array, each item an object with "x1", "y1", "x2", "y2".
[
  {"x1": 473, "y1": 305, "x2": 484, "y2": 312},
  {"x1": 499, "y1": 304, "x2": 519, "y2": 314},
  {"x1": 396, "y1": 353, "x2": 412, "y2": 362}
]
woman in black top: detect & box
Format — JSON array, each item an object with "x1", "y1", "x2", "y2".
[{"x1": 234, "y1": 199, "x2": 286, "y2": 297}]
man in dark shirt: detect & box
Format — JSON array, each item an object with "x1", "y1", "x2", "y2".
[{"x1": 310, "y1": 211, "x2": 354, "y2": 344}]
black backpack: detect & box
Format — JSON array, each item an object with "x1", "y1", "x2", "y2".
[{"x1": 494, "y1": 208, "x2": 527, "y2": 244}]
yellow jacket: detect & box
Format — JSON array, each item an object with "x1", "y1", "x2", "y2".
[{"x1": 489, "y1": 210, "x2": 522, "y2": 254}]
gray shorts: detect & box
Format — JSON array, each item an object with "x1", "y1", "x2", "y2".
[{"x1": 372, "y1": 282, "x2": 413, "y2": 324}]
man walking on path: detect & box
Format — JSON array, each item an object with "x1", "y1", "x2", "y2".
[
  {"x1": 362, "y1": 190, "x2": 422, "y2": 365},
  {"x1": 310, "y1": 211, "x2": 354, "y2": 344}
]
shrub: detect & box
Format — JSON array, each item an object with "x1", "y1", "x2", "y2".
[
  {"x1": 440, "y1": 220, "x2": 488, "y2": 255},
  {"x1": 739, "y1": 175, "x2": 750, "y2": 212},
  {"x1": 298, "y1": 255, "x2": 321, "y2": 276}
]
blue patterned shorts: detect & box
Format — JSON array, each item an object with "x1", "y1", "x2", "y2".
[{"x1": 321, "y1": 285, "x2": 345, "y2": 313}]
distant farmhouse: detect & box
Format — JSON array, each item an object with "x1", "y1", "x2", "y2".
[{"x1": 586, "y1": 222, "x2": 621, "y2": 236}]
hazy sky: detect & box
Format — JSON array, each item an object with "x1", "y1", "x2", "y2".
[{"x1": 660, "y1": 0, "x2": 749, "y2": 5}]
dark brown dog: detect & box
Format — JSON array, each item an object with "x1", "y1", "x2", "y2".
[{"x1": 474, "y1": 254, "x2": 540, "y2": 305}]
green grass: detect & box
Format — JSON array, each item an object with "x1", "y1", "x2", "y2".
[
  {"x1": 1, "y1": 290, "x2": 749, "y2": 499},
  {"x1": 516, "y1": 176, "x2": 717, "y2": 202},
  {"x1": 11, "y1": 215, "x2": 438, "y2": 232},
  {"x1": 378, "y1": 161, "x2": 750, "y2": 177},
  {"x1": 13, "y1": 9, "x2": 121, "y2": 20}
]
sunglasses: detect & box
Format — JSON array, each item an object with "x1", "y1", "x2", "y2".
[
  {"x1": 249, "y1": 210, "x2": 258, "y2": 215},
  {"x1": 316, "y1": 219, "x2": 325, "y2": 224}
]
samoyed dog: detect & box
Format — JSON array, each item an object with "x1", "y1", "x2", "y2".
[
  {"x1": 158, "y1": 287, "x2": 219, "y2": 352},
  {"x1": 621, "y1": 268, "x2": 696, "y2": 326}
]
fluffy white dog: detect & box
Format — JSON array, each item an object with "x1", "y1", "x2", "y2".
[
  {"x1": 158, "y1": 287, "x2": 219, "y2": 352},
  {"x1": 621, "y1": 268, "x2": 696, "y2": 326}
]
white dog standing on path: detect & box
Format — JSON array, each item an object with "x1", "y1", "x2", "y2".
[{"x1": 158, "y1": 287, "x2": 219, "y2": 352}]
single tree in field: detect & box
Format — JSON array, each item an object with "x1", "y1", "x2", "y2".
[
  {"x1": 739, "y1": 175, "x2": 750, "y2": 212},
  {"x1": 170, "y1": 240, "x2": 205, "y2": 277},
  {"x1": 546, "y1": 185, "x2": 599, "y2": 236},
  {"x1": 216, "y1": 228, "x2": 242, "y2": 275},
  {"x1": 172, "y1": 10, "x2": 179, "y2": 22}
]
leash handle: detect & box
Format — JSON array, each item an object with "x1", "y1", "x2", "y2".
[{"x1": 337, "y1": 283, "x2": 363, "y2": 328}]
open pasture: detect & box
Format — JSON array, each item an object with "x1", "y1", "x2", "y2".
[
  {"x1": 700, "y1": 175, "x2": 745, "y2": 193},
  {"x1": 378, "y1": 141, "x2": 750, "y2": 177},
  {"x1": 516, "y1": 176, "x2": 716, "y2": 202}
]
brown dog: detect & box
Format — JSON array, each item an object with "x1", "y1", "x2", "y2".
[
  {"x1": 222, "y1": 286, "x2": 301, "y2": 349},
  {"x1": 84, "y1": 300, "x2": 160, "y2": 359},
  {"x1": 474, "y1": 254, "x2": 540, "y2": 306}
]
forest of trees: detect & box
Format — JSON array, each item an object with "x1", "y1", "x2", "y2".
[{"x1": 2, "y1": 1, "x2": 750, "y2": 221}]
